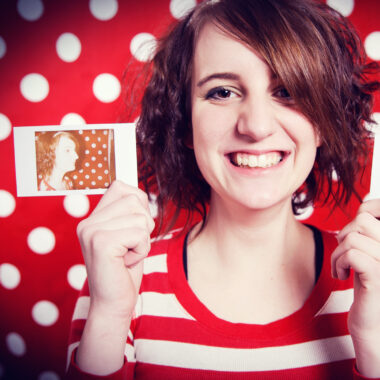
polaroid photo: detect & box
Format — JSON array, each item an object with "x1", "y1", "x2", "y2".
[
  {"x1": 13, "y1": 123, "x2": 137, "y2": 196},
  {"x1": 370, "y1": 131, "x2": 380, "y2": 200}
]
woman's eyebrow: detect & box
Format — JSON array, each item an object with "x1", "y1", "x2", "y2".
[{"x1": 197, "y1": 72, "x2": 240, "y2": 87}]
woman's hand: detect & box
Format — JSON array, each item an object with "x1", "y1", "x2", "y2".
[
  {"x1": 77, "y1": 180, "x2": 155, "y2": 320},
  {"x1": 331, "y1": 199, "x2": 380, "y2": 377}
]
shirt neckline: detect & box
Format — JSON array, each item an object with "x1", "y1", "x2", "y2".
[{"x1": 167, "y1": 227, "x2": 337, "y2": 341}]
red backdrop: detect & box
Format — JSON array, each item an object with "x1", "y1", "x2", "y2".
[{"x1": 0, "y1": 1, "x2": 379, "y2": 379}]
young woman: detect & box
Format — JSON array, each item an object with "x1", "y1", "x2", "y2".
[
  {"x1": 36, "y1": 131, "x2": 79, "y2": 191},
  {"x1": 67, "y1": 0, "x2": 380, "y2": 378}
]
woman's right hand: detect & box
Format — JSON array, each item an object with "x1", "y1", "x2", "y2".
[{"x1": 77, "y1": 180, "x2": 155, "y2": 320}]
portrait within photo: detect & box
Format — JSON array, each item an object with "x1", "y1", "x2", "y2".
[{"x1": 35, "y1": 129, "x2": 116, "y2": 191}]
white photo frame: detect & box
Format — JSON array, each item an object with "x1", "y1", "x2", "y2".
[
  {"x1": 13, "y1": 123, "x2": 137, "y2": 197},
  {"x1": 370, "y1": 131, "x2": 380, "y2": 200}
]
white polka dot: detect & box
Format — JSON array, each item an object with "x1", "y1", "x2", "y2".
[
  {"x1": 331, "y1": 168, "x2": 339, "y2": 181},
  {"x1": 85, "y1": 162, "x2": 90, "y2": 167},
  {"x1": 0, "y1": 114, "x2": 11, "y2": 141},
  {"x1": 73, "y1": 175, "x2": 78, "y2": 180},
  {"x1": 79, "y1": 181, "x2": 83, "y2": 185},
  {"x1": 97, "y1": 137, "x2": 101, "y2": 141},
  {"x1": 102, "y1": 144, "x2": 106, "y2": 148},
  {"x1": 17, "y1": 0, "x2": 44, "y2": 21},
  {"x1": 105, "y1": 182, "x2": 109, "y2": 187},
  {"x1": 56, "y1": 33, "x2": 81, "y2": 62},
  {"x1": 0, "y1": 263, "x2": 21, "y2": 289},
  {"x1": 63, "y1": 194, "x2": 90, "y2": 218},
  {"x1": 85, "y1": 149, "x2": 90, "y2": 154},
  {"x1": 104, "y1": 169, "x2": 109, "y2": 174},
  {"x1": 91, "y1": 143, "x2": 96, "y2": 148},
  {"x1": 365, "y1": 31, "x2": 380, "y2": 61},
  {"x1": 85, "y1": 136, "x2": 90, "y2": 141},
  {"x1": 91, "y1": 181, "x2": 96, "y2": 186},
  {"x1": 98, "y1": 163, "x2": 103, "y2": 168},
  {"x1": 130, "y1": 33, "x2": 156, "y2": 62},
  {"x1": 103, "y1": 130, "x2": 108, "y2": 135},
  {"x1": 295, "y1": 204, "x2": 314, "y2": 220},
  {"x1": 148, "y1": 193, "x2": 158, "y2": 219},
  {"x1": 91, "y1": 156, "x2": 96, "y2": 161},
  {"x1": 326, "y1": 0, "x2": 354, "y2": 17},
  {"x1": 0, "y1": 190, "x2": 16, "y2": 217},
  {"x1": 6, "y1": 333, "x2": 26, "y2": 356},
  {"x1": 67, "y1": 264, "x2": 87, "y2": 290},
  {"x1": 98, "y1": 150, "x2": 102, "y2": 155},
  {"x1": 92, "y1": 130, "x2": 96, "y2": 134},
  {"x1": 0, "y1": 36, "x2": 6, "y2": 59},
  {"x1": 38, "y1": 371, "x2": 60, "y2": 380},
  {"x1": 97, "y1": 176, "x2": 102, "y2": 180},
  {"x1": 93, "y1": 73, "x2": 121, "y2": 103},
  {"x1": 60, "y1": 113, "x2": 86, "y2": 126},
  {"x1": 85, "y1": 174, "x2": 90, "y2": 179},
  {"x1": 91, "y1": 169, "x2": 96, "y2": 173},
  {"x1": 169, "y1": 0, "x2": 196, "y2": 19},
  {"x1": 20, "y1": 73, "x2": 49, "y2": 102},
  {"x1": 78, "y1": 130, "x2": 83, "y2": 134},
  {"x1": 89, "y1": 0, "x2": 118, "y2": 21},
  {"x1": 293, "y1": 193, "x2": 314, "y2": 220},
  {"x1": 27, "y1": 227, "x2": 55, "y2": 254},
  {"x1": 366, "y1": 112, "x2": 380, "y2": 135},
  {"x1": 32, "y1": 300, "x2": 59, "y2": 326}
]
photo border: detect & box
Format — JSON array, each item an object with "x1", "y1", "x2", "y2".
[{"x1": 13, "y1": 123, "x2": 137, "y2": 197}]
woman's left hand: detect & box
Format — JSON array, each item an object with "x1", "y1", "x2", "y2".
[{"x1": 331, "y1": 198, "x2": 380, "y2": 377}]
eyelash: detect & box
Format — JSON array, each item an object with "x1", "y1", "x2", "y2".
[
  {"x1": 205, "y1": 86, "x2": 237, "y2": 101},
  {"x1": 273, "y1": 86, "x2": 293, "y2": 102},
  {"x1": 204, "y1": 85, "x2": 293, "y2": 103}
]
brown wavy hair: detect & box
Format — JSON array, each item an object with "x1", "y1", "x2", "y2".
[
  {"x1": 136, "y1": 0, "x2": 379, "y2": 233},
  {"x1": 35, "y1": 131, "x2": 79, "y2": 183}
]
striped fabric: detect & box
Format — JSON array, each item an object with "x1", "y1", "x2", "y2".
[{"x1": 67, "y1": 228, "x2": 371, "y2": 379}]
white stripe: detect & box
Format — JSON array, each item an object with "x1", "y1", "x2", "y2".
[
  {"x1": 125, "y1": 342, "x2": 136, "y2": 362},
  {"x1": 316, "y1": 289, "x2": 353, "y2": 316},
  {"x1": 143, "y1": 254, "x2": 167, "y2": 275},
  {"x1": 66, "y1": 342, "x2": 80, "y2": 370},
  {"x1": 140, "y1": 292, "x2": 194, "y2": 320},
  {"x1": 135, "y1": 335, "x2": 354, "y2": 371},
  {"x1": 72, "y1": 296, "x2": 90, "y2": 320}
]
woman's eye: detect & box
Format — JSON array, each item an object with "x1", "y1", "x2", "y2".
[
  {"x1": 206, "y1": 87, "x2": 236, "y2": 100},
  {"x1": 274, "y1": 87, "x2": 292, "y2": 100}
]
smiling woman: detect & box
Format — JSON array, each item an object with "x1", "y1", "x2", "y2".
[{"x1": 66, "y1": 0, "x2": 380, "y2": 379}]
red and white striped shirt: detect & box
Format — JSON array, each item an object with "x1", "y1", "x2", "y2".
[{"x1": 66, "y1": 228, "x2": 377, "y2": 379}]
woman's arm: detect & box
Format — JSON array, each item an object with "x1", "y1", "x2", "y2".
[
  {"x1": 71, "y1": 180, "x2": 154, "y2": 376},
  {"x1": 331, "y1": 199, "x2": 380, "y2": 378}
]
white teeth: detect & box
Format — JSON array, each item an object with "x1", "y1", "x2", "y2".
[{"x1": 232, "y1": 152, "x2": 282, "y2": 168}]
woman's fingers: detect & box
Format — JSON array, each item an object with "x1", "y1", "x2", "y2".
[
  {"x1": 92, "y1": 180, "x2": 150, "y2": 214},
  {"x1": 337, "y1": 199, "x2": 380, "y2": 244},
  {"x1": 331, "y1": 232, "x2": 380, "y2": 278}
]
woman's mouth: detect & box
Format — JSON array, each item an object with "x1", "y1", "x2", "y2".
[{"x1": 229, "y1": 152, "x2": 285, "y2": 168}]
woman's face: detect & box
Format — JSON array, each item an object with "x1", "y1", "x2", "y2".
[
  {"x1": 191, "y1": 23, "x2": 321, "y2": 211},
  {"x1": 54, "y1": 135, "x2": 78, "y2": 173}
]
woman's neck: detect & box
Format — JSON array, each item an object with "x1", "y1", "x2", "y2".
[
  {"x1": 189, "y1": 193, "x2": 310, "y2": 272},
  {"x1": 46, "y1": 167, "x2": 66, "y2": 190}
]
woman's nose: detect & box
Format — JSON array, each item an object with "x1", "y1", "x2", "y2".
[{"x1": 236, "y1": 97, "x2": 275, "y2": 141}]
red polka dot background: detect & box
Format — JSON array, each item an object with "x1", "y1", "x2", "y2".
[{"x1": 0, "y1": 0, "x2": 379, "y2": 379}]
